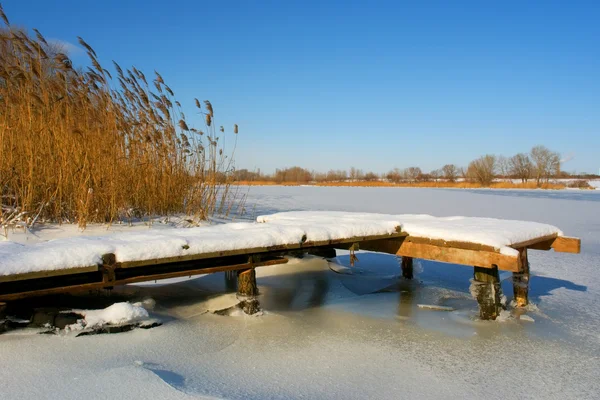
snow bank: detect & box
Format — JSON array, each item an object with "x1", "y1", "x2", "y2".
[
  {"x1": 0, "y1": 211, "x2": 562, "y2": 277},
  {"x1": 68, "y1": 302, "x2": 149, "y2": 330}
]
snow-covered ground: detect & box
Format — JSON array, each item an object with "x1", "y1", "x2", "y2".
[{"x1": 2, "y1": 187, "x2": 600, "y2": 399}]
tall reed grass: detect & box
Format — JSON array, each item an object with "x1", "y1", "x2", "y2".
[{"x1": 0, "y1": 6, "x2": 240, "y2": 232}]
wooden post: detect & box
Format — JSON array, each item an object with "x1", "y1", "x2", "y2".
[
  {"x1": 237, "y1": 268, "x2": 258, "y2": 297},
  {"x1": 401, "y1": 257, "x2": 414, "y2": 279},
  {"x1": 473, "y1": 266, "x2": 502, "y2": 320},
  {"x1": 512, "y1": 249, "x2": 530, "y2": 307}
]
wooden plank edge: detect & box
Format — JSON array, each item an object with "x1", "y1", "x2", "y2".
[
  {"x1": 341, "y1": 238, "x2": 521, "y2": 272},
  {"x1": 524, "y1": 236, "x2": 581, "y2": 253},
  {"x1": 0, "y1": 265, "x2": 99, "y2": 284},
  {"x1": 118, "y1": 232, "x2": 407, "y2": 269},
  {"x1": 0, "y1": 258, "x2": 288, "y2": 302}
]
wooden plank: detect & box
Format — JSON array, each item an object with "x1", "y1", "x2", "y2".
[
  {"x1": 510, "y1": 234, "x2": 559, "y2": 250},
  {"x1": 526, "y1": 236, "x2": 581, "y2": 253},
  {"x1": 0, "y1": 265, "x2": 99, "y2": 284},
  {"x1": 402, "y1": 236, "x2": 498, "y2": 252},
  {"x1": 345, "y1": 238, "x2": 521, "y2": 271},
  {"x1": 0, "y1": 257, "x2": 288, "y2": 302},
  {"x1": 118, "y1": 232, "x2": 407, "y2": 269},
  {"x1": 551, "y1": 236, "x2": 581, "y2": 253}
]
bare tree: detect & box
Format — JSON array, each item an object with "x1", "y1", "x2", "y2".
[
  {"x1": 441, "y1": 164, "x2": 458, "y2": 182},
  {"x1": 530, "y1": 145, "x2": 560, "y2": 185},
  {"x1": 386, "y1": 168, "x2": 402, "y2": 183},
  {"x1": 404, "y1": 167, "x2": 422, "y2": 183},
  {"x1": 430, "y1": 169, "x2": 441, "y2": 181},
  {"x1": 467, "y1": 155, "x2": 496, "y2": 186},
  {"x1": 497, "y1": 156, "x2": 510, "y2": 181},
  {"x1": 363, "y1": 171, "x2": 379, "y2": 181},
  {"x1": 509, "y1": 153, "x2": 533, "y2": 183}
]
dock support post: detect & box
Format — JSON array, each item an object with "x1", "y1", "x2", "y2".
[
  {"x1": 472, "y1": 266, "x2": 502, "y2": 320},
  {"x1": 237, "y1": 264, "x2": 260, "y2": 314},
  {"x1": 237, "y1": 268, "x2": 257, "y2": 297},
  {"x1": 401, "y1": 257, "x2": 414, "y2": 279},
  {"x1": 512, "y1": 249, "x2": 530, "y2": 307}
]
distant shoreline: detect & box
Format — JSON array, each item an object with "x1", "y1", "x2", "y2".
[{"x1": 233, "y1": 180, "x2": 598, "y2": 190}]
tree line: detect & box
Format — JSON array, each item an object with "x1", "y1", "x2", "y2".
[{"x1": 233, "y1": 145, "x2": 595, "y2": 186}]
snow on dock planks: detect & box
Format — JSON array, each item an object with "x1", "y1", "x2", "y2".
[{"x1": 0, "y1": 211, "x2": 581, "y2": 320}]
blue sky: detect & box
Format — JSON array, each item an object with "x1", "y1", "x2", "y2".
[{"x1": 4, "y1": 0, "x2": 599, "y2": 174}]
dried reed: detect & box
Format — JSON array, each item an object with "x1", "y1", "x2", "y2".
[{"x1": 0, "y1": 9, "x2": 241, "y2": 230}]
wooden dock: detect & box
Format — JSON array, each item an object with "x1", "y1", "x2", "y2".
[{"x1": 0, "y1": 214, "x2": 581, "y2": 320}]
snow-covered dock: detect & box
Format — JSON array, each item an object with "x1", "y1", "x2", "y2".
[{"x1": 0, "y1": 211, "x2": 580, "y2": 320}]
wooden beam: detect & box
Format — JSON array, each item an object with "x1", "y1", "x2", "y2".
[
  {"x1": 0, "y1": 257, "x2": 287, "y2": 302},
  {"x1": 551, "y1": 236, "x2": 581, "y2": 253},
  {"x1": 353, "y1": 239, "x2": 521, "y2": 272},
  {"x1": 525, "y1": 236, "x2": 581, "y2": 253},
  {"x1": 510, "y1": 234, "x2": 558, "y2": 250},
  {"x1": 119, "y1": 232, "x2": 407, "y2": 269},
  {"x1": 0, "y1": 265, "x2": 98, "y2": 284}
]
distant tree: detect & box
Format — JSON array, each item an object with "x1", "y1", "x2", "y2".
[
  {"x1": 404, "y1": 167, "x2": 422, "y2": 183},
  {"x1": 441, "y1": 164, "x2": 458, "y2": 182},
  {"x1": 386, "y1": 168, "x2": 402, "y2": 183},
  {"x1": 467, "y1": 155, "x2": 496, "y2": 186},
  {"x1": 496, "y1": 156, "x2": 510, "y2": 181},
  {"x1": 324, "y1": 169, "x2": 341, "y2": 182},
  {"x1": 509, "y1": 153, "x2": 533, "y2": 183},
  {"x1": 274, "y1": 166, "x2": 312, "y2": 183},
  {"x1": 363, "y1": 171, "x2": 379, "y2": 181},
  {"x1": 430, "y1": 169, "x2": 441, "y2": 181},
  {"x1": 530, "y1": 145, "x2": 560, "y2": 185}
]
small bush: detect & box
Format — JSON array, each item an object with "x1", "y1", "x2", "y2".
[{"x1": 566, "y1": 180, "x2": 592, "y2": 189}]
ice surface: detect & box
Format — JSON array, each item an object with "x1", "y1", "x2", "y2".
[{"x1": 1, "y1": 187, "x2": 599, "y2": 399}]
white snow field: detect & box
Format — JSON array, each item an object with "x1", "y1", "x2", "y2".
[{"x1": 1, "y1": 187, "x2": 600, "y2": 399}]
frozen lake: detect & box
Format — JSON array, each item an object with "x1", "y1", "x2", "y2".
[{"x1": 1, "y1": 187, "x2": 599, "y2": 399}]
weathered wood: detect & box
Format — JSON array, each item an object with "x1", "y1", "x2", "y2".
[
  {"x1": 525, "y1": 236, "x2": 581, "y2": 253},
  {"x1": 237, "y1": 268, "x2": 258, "y2": 297},
  {"x1": 512, "y1": 249, "x2": 530, "y2": 307},
  {"x1": 118, "y1": 232, "x2": 407, "y2": 269},
  {"x1": 472, "y1": 266, "x2": 502, "y2": 320},
  {"x1": 510, "y1": 234, "x2": 558, "y2": 250},
  {"x1": 0, "y1": 265, "x2": 98, "y2": 284},
  {"x1": 353, "y1": 238, "x2": 521, "y2": 271},
  {"x1": 550, "y1": 236, "x2": 581, "y2": 253},
  {"x1": 0, "y1": 257, "x2": 286, "y2": 302},
  {"x1": 401, "y1": 257, "x2": 414, "y2": 279}
]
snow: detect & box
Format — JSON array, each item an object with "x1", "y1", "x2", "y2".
[
  {"x1": 67, "y1": 302, "x2": 149, "y2": 330},
  {"x1": 1, "y1": 211, "x2": 563, "y2": 276},
  {"x1": 2, "y1": 187, "x2": 600, "y2": 399},
  {"x1": 258, "y1": 211, "x2": 562, "y2": 256}
]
